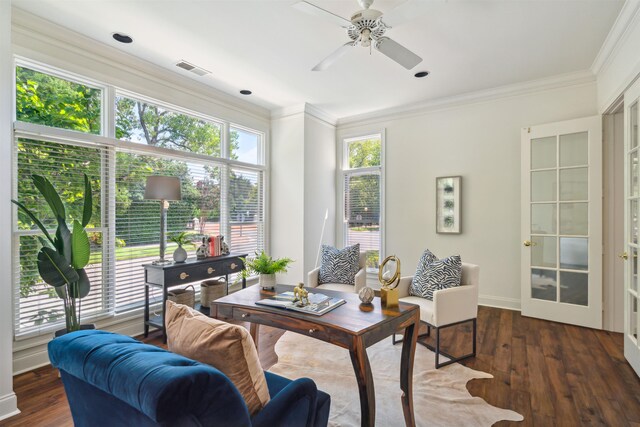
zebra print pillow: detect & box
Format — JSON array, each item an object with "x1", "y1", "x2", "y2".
[
  {"x1": 319, "y1": 244, "x2": 360, "y2": 285},
  {"x1": 409, "y1": 250, "x2": 462, "y2": 300}
]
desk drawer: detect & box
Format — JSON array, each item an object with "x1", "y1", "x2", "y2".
[{"x1": 233, "y1": 307, "x2": 335, "y2": 343}]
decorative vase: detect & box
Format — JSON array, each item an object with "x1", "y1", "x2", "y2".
[
  {"x1": 259, "y1": 273, "x2": 276, "y2": 290},
  {"x1": 173, "y1": 245, "x2": 188, "y2": 263},
  {"x1": 358, "y1": 286, "x2": 375, "y2": 304}
]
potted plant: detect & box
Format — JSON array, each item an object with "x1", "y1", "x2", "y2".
[
  {"x1": 241, "y1": 251, "x2": 294, "y2": 290},
  {"x1": 12, "y1": 174, "x2": 93, "y2": 336},
  {"x1": 168, "y1": 231, "x2": 195, "y2": 263}
]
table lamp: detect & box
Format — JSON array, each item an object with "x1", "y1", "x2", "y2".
[{"x1": 144, "y1": 176, "x2": 182, "y2": 265}]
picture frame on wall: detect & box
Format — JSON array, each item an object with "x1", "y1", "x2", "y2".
[{"x1": 436, "y1": 176, "x2": 462, "y2": 234}]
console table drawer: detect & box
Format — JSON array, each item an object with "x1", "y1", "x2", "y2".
[{"x1": 233, "y1": 307, "x2": 337, "y2": 343}]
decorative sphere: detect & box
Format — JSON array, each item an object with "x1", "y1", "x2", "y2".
[{"x1": 359, "y1": 286, "x2": 375, "y2": 304}]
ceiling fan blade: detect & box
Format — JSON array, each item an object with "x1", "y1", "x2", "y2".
[
  {"x1": 381, "y1": 0, "x2": 432, "y2": 28},
  {"x1": 312, "y1": 42, "x2": 356, "y2": 71},
  {"x1": 292, "y1": 1, "x2": 351, "y2": 28},
  {"x1": 374, "y1": 37, "x2": 422, "y2": 70}
]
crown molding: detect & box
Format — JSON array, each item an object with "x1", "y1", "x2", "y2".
[
  {"x1": 271, "y1": 103, "x2": 337, "y2": 127},
  {"x1": 336, "y1": 70, "x2": 596, "y2": 128},
  {"x1": 591, "y1": 0, "x2": 640, "y2": 75},
  {"x1": 10, "y1": 7, "x2": 271, "y2": 122}
]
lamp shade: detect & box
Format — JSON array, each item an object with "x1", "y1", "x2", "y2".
[{"x1": 144, "y1": 176, "x2": 182, "y2": 201}]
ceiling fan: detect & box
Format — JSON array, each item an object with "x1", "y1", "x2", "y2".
[{"x1": 293, "y1": 0, "x2": 428, "y2": 71}]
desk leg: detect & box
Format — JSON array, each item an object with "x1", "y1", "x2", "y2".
[
  {"x1": 242, "y1": 275, "x2": 246, "y2": 289},
  {"x1": 400, "y1": 312, "x2": 419, "y2": 427},
  {"x1": 349, "y1": 336, "x2": 375, "y2": 427},
  {"x1": 250, "y1": 323, "x2": 260, "y2": 351}
]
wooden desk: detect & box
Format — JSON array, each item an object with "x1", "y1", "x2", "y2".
[
  {"x1": 143, "y1": 253, "x2": 247, "y2": 341},
  {"x1": 210, "y1": 285, "x2": 420, "y2": 427}
]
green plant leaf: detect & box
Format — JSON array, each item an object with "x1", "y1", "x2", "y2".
[
  {"x1": 55, "y1": 221, "x2": 72, "y2": 264},
  {"x1": 37, "y1": 235, "x2": 54, "y2": 250},
  {"x1": 37, "y1": 247, "x2": 79, "y2": 288},
  {"x1": 32, "y1": 175, "x2": 66, "y2": 221},
  {"x1": 71, "y1": 220, "x2": 90, "y2": 269},
  {"x1": 70, "y1": 268, "x2": 90, "y2": 299},
  {"x1": 82, "y1": 173, "x2": 92, "y2": 227},
  {"x1": 11, "y1": 199, "x2": 55, "y2": 245}
]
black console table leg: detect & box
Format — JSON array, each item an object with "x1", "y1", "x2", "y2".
[{"x1": 144, "y1": 284, "x2": 149, "y2": 338}]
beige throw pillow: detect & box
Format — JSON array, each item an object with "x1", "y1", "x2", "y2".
[{"x1": 165, "y1": 300, "x2": 270, "y2": 415}]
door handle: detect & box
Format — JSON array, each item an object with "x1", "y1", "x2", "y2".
[
  {"x1": 523, "y1": 240, "x2": 537, "y2": 247},
  {"x1": 619, "y1": 252, "x2": 629, "y2": 260}
]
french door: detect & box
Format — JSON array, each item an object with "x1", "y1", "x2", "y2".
[
  {"x1": 521, "y1": 116, "x2": 602, "y2": 329},
  {"x1": 623, "y1": 80, "x2": 640, "y2": 376}
]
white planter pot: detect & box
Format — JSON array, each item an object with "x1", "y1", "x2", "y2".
[
  {"x1": 173, "y1": 246, "x2": 188, "y2": 263},
  {"x1": 259, "y1": 273, "x2": 276, "y2": 289}
]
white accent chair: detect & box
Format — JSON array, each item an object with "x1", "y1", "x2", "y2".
[
  {"x1": 307, "y1": 252, "x2": 367, "y2": 293},
  {"x1": 393, "y1": 262, "x2": 480, "y2": 368}
]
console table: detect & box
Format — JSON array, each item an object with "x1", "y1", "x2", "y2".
[{"x1": 143, "y1": 253, "x2": 247, "y2": 341}]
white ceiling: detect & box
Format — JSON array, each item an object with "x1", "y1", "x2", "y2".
[{"x1": 13, "y1": 0, "x2": 624, "y2": 119}]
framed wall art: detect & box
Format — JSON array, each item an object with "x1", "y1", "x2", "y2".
[{"x1": 436, "y1": 176, "x2": 461, "y2": 234}]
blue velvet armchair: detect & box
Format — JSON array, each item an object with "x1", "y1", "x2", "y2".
[{"x1": 48, "y1": 330, "x2": 330, "y2": 427}]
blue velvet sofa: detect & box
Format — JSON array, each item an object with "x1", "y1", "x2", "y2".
[{"x1": 48, "y1": 330, "x2": 331, "y2": 427}]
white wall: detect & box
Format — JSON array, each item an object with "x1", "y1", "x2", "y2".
[
  {"x1": 0, "y1": 1, "x2": 20, "y2": 421},
  {"x1": 270, "y1": 113, "x2": 305, "y2": 282},
  {"x1": 337, "y1": 82, "x2": 599, "y2": 309},
  {"x1": 270, "y1": 107, "x2": 336, "y2": 284},
  {"x1": 304, "y1": 115, "x2": 336, "y2": 276}
]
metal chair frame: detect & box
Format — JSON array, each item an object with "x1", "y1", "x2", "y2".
[{"x1": 393, "y1": 318, "x2": 477, "y2": 369}]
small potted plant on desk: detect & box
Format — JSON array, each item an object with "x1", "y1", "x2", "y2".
[
  {"x1": 241, "y1": 251, "x2": 294, "y2": 290},
  {"x1": 12, "y1": 174, "x2": 95, "y2": 337}
]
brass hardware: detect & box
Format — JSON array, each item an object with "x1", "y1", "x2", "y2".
[
  {"x1": 309, "y1": 329, "x2": 317, "y2": 334},
  {"x1": 179, "y1": 272, "x2": 189, "y2": 280},
  {"x1": 619, "y1": 252, "x2": 629, "y2": 260},
  {"x1": 523, "y1": 240, "x2": 537, "y2": 247},
  {"x1": 207, "y1": 267, "x2": 215, "y2": 274},
  {"x1": 230, "y1": 263, "x2": 237, "y2": 270},
  {"x1": 241, "y1": 313, "x2": 249, "y2": 318}
]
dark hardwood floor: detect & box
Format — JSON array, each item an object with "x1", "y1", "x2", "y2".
[{"x1": 2, "y1": 306, "x2": 640, "y2": 426}]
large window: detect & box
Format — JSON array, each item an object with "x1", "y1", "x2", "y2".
[
  {"x1": 342, "y1": 134, "x2": 383, "y2": 280},
  {"x1": 12, "y1": 63, "x2": 266, "y2": 337}
]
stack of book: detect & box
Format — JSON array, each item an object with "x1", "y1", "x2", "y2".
[
  {"x1": 256, "y1": 291, "x2": 346, "y2": 316},
  {"x1": 208, "y1": 235, "x2": 223, "y2": 257}
]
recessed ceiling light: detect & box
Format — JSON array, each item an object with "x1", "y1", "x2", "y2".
[
  {"x1": 112, "y1": 33, "x2": 133, "y2": 44},
  {"x1": 414, "y1": 71, "x2": 430, "y2": 78},
  {"x1": 239, "y1": 90, "x2": 252, "y2": 95}
]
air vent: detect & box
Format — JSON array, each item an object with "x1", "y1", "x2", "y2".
[{"x1": 175, "y1": 60, "x2": 211, "y2": 77}]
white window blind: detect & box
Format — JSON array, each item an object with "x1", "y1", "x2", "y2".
[
  {"x1": 13, "y1": 137, "x2": 111, "y2": 336},
  {"x1": 229, "y1": 167, "x2": 265, "y2": 256},
  {"x1": 114, "y1": 150, "x2": 221, "y2": 312},
  {"x1": 343, "y1": 133, "x2": 383, "y2": 277},
  {"x1": 344, "y1": 172, "x2": 381, "y2": 272}
]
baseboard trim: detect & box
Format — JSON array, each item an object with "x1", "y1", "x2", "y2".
[
  {"x1": 478, "y1": 295, "x2": 521, "y2": 311},
  {"x1": 0, "y1": 392, "x2": 19, "y2": 422}
]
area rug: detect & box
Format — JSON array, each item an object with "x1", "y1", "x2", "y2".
[{"x1": 269, "y1": 332, "x2": 524, "y2": 426}]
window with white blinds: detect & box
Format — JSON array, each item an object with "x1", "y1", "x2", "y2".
[
  {"x1": 114, "y1": 151, "x2": 222, "y2": 312},
  {"x1": 13, "y1": 138, "x2": 111, "y2": 335},
  {"x1": 12, "y1": 62, "x2": 267, "y2": 337},
  {"x1": 343, "y1": 134, "x2": 383, "y2": 277}
]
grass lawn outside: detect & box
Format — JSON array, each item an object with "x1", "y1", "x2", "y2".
[{"x1": 89, "y1": 242, "x2": 195, "y2": 263}]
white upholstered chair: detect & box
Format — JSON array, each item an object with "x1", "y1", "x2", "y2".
[
  {"x1": 393, "y1": 262, "x2": 480, "y2": 368},
  {"x1": 307, "y1": 252, "x2": 367, "y2": 293}
]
